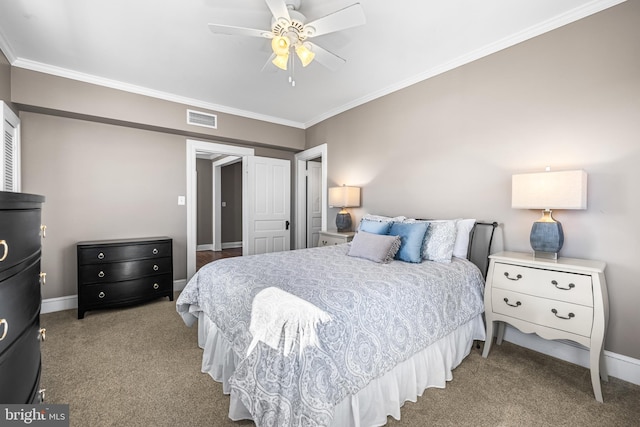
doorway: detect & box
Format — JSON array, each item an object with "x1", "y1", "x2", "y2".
[
  {"x1": 294, "y1": 144, "x2": 328, "y2": 249},
  {"x1": 186, "y1": 140, "x2": 254, "y2": 281}
]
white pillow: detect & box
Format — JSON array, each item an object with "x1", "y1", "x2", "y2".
[
  {"x1": 453, "y1": 219, "x2": 477, "y2": 259},
  {"x1": 361, "y1": 214, "x2": 407, "y2": 223}
]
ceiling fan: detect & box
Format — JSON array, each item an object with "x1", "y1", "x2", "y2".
[{"x1": 208, "y1": 0, "x2": 366, "y2": 77}]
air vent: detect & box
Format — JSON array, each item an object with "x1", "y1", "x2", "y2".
[{"x1": 187, "y1": 109, "x2": 217, "y2": 129}]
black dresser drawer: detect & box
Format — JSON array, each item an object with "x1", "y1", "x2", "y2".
[
  {"x1": 0, "y1": 316, "x2": 41, "y2": 404},
  {"x1": 0, "y1": 209, "x2": 42, "y2": 276},
  {"x1": 0, "y1": 258, "x2": 41, "y2": 354},
  {"x1": 78, "y1": 257, "x2": 172, "y2": 284},
  {"x1": 78, "y1": 240, "x2": 172, "y2": 265},
  {"x1": 0, "y1": 191, "x2": 45, "y2": 405},
  {"x1": 79, "y1": 274, "x2": 173, "y2": 307},
  {"x1": 77, "y1": 237, "x2": 173, "y2": 318}
]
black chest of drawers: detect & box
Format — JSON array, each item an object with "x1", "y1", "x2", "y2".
[
  {"x1": 77, "y1": 237, "x2": 174, "y2": 319},
  {"x1": 0, "y1": 191, "x2": 46, "y2": 404}
]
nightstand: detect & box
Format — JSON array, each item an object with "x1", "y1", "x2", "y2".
[
  {"x1": 482, "y1": 251, "x2": 609, "y2": 402},
  {"x1": 318, "y1": 231, "x2": 355, "y2": 246}
]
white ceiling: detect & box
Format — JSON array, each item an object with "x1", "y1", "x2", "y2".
[{"x1": 0, "y1": 0, "x2": 624, "y2": 129}]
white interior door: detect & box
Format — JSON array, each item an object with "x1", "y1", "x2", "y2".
[
  {"x1": 307, "y1": 161, "x2": 322, "y2": 247},
  {"x1": 244, "y1": 156, "x2": 291, "y2": 255}
]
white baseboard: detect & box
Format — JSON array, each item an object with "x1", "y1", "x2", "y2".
[
  {"x1": 502, "y1": 325, "x2": 640, "y2": 386},
  {"x1": 198, "y1": 242, "x2": 242, "y2": 250},
  {"x1": 41, "y1": 295, "x2": 78, "y2": 314},
  {"x1": 41, "y1": 279, "x2": 187, "y2": 314},
  {"x1": 222, "y1": 241, "x2": 242, "y2": 249}
]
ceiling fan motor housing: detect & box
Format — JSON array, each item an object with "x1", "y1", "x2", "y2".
[{"x1": 272, "y1": 10, "x2": 311, "y2": 42}]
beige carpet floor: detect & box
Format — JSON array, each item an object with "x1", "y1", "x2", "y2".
[{"x1": 40, "y1": 293, "x2": 640, "y2": 427}]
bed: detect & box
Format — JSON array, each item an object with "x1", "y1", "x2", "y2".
[{"x1": 177, "y1": 217, "x2": 497, "y2": 427}]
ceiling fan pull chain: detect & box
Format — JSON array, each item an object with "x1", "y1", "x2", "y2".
[{"x1": 290, "y1": 49, "x2": 296, "y2": 87}]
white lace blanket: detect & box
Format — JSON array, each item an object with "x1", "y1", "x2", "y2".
[{"x1": 247, "y1": 287, "x2": 332, "y2": 357}]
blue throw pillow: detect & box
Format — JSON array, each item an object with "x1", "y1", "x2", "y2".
[
  {"x1": 359, "y1": 218, "x2": 392, "y2": 235},
  {"x1": 388, "y1": 221, "x2": 429, "y2": 263}
]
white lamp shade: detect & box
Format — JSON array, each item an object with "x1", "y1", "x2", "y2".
[
  {"x1": 512, "y1": 170, "x2": 587, "y2": 210},
  {"x1": 329, "y1": 186, "x2": 360, "y2": 208}
]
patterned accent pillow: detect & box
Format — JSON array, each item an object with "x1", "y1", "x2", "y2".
[
  {"x1": 422, "y1": 220, "x2": 457, "y2": 263},
  {"x1": 347, "y1": 231, "x2": 401, "y2": 263}
]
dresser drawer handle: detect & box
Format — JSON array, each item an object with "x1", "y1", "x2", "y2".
[
  {"x1": 503, "y1": 297, "x2": 521, "y2": 308},
  {"x1": 551, "y1": 308, "x2": 575, "y2": 320},
  {"x1": 152, "y1": 248, "x2": 159, "y2": 255},
  {"x1": 153, "y1": 264, "x2": 159, "y2": 271},
  {"x1": 153, "y1": 283, "x2": 159, "y2": 290},
  {"x1": 551, "y1": 280, "x2": 575, "y2": 291},
  {"x1": 0, "y1": 240, "x2": 8, "y2": 262},
  {"x1": 39, "y1": 328, "x2": 47, "y2": 342},
  {"x1": 97, "y1": 252, "x2": 105, "y2": 260},
  {"x1": 40, "y1": 272, "x2": 47, "y2": 285},
  {"x1": 0, "y1": 318, "x2": 8, "y2": 341},
  {"x1": 98, "y1": 271, "x2": 105, "y2": 278},
  {"x1": 504, "y1": 272, "x2": 522, "y2": 281},
  {"x1": 98, "y1": 291, "x2": 106, "y2": 299},
  {"x1": 40, "y1": 224, "x2": 47, "y2": 238},
  {"x1": 38, "y1": 388, "x2": 46, "y2": 403}
]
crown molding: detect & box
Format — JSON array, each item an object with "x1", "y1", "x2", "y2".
[
  {"x1": 304, "y1": 0, "x2": 627, "y2": 128},
  {"x1": 11, "y1": 58, "x2": 306, "y2": 129}
]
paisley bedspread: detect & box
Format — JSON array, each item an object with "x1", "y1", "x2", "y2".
[{"x1": 176, "y1": 243, "x2": 485, "y2": 427}]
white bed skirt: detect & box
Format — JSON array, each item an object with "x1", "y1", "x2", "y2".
[{"x1": 192, "y1": 309, "x2": 486, "y2": 427}]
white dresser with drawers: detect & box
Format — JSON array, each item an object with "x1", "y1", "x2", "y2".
[{"x1": 482, "y1": 251, "x2": 609, "y2": 402}]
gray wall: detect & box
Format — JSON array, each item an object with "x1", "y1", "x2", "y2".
[
  {"x1": 9, "y1": 69, "x2": 302, "y2": 301},
  {"x1": 221, "y1": 162, "x2": 243, "y2": 244},
  {"x1": 0, "y1": 51, "x2": 10, "y2": 104},
  {"x1": 196, "y1": 160, "x2": 243, "y2": 246},
  {"x1": 307, "y1": 1, "x2": 640, "y2": 359},
  {"x1": 196, "y1": 159, "x2": 213, "y2": 246},
  {"x1": 20, "y1": 112, "x2": 187, "y2": 299}
]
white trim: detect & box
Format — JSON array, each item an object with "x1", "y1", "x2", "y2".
[
  {"x1": 41, "y1": 295, "x2": 77, "y2": 314},
  {"x1": 222, "y1": 241, "x2": 243, "y2": 249},
  {"x1": 186, "y1": 140, "x2": 254, "y2": 282},
  {"x1": 502, "y1": 325, "x2": 640, "y2": 386},
  {"x1": 303, "y1": 0, "x2": 628, "y2": 127},
  {"x1": 10, "y1": 58, "x2": 305, "y2": 129},
  {"x1": 197, "y1": 244, "x2": 214, "y2": 251},
  {"x1": 211, "y1": 155, "x2": 240, "y2": 252},
  {"x1": 41, "y1": 280, "x2": 187, "y2": 314},
  {"x1": 294, "y1": 144, "x2": 328, "y2": 250},
  {"x1": 173, "y1": 279, "x2": 187, "y2": 292}
]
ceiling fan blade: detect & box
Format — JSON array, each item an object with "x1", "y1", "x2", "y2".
[
  {"x1": 307, "y1": 42, "x2": 345, "y2": 71},
  {"x1": 261, "y1": 53, "x2": 278, "y2": 72},
  {"x1": 208, "y1": 23, "x2": 273, "y2": 38},
  {"x1": 264, "y1": 0, "x2": 291, "y2": 23},
  {"x1": 303, "y1": 3, "x2": 366, "y2": 38}
]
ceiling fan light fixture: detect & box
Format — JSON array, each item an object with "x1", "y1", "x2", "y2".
[
  {"x1": 295, "y1": 43, "x2": 315, "y2": 67},
  {"x1": 271, "y1": 36, "x2": 290, "y2": 56},
  {"x1": 272, "y1": 53, "x2": 289, "y2": 70}
]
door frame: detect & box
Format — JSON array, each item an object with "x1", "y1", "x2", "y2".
[
  {"x1": 186, "y1": 139, "x2": 254, "y2": 281},
  {"x1": 294, "y1": 144, "x2": 328, "y2": 249}
]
